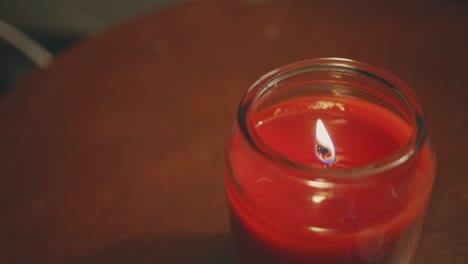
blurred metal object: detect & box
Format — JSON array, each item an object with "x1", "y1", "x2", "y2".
[
  {"x1": 0, "y1": 20, "x2": 53, "y2": 68},
  {"x1": 0, "y1": 0, "x2": 184, "y2": 35}
]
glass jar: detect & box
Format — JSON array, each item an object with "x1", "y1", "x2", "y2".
[{"x1": 225, "y1": 58, "x2": 436, "y2": 264}]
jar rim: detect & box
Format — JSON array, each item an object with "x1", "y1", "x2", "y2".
[{"x1": 237, "y1": 58, "x2": 426, "y2": 179}]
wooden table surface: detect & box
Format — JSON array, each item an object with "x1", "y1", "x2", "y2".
[{"x1": 1, "y1": 0, "x2": 467, "y2": 263}]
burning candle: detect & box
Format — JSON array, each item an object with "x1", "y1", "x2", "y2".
[
  {"x1": 225, "y1": 58, "x2": 436, "y2": 264},
  {"x1": 315, "y1": 118, "x2": 336, "y2": 165}
]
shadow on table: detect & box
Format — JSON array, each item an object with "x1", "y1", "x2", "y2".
[{"x1": 68, "y1": 234, "x2": 236, "y2": 264}]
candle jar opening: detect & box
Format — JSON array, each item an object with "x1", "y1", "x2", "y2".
[
  {"x1": 225, "y1": 58, "x2": 436, "y2": 264},
  {"x1": 236, "y1": 57, "x2": 427, "y2": 177}
]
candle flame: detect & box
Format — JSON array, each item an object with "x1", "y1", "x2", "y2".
[{"x1": 315, "y1": 119, "x2": 336, "y2": 166}]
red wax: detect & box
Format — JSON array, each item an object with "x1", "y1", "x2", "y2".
[{"x1": 226, "y1": 96, "x2": 435, "y2": 263}]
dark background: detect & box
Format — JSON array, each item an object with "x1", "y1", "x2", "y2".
[{"x1": 0, "y1": 0, "x2": 183, "y2": 93}]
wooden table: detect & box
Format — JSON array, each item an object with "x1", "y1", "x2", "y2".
[{"x1": 1, "y1": 0, "x2": 467, "y2": 263}]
